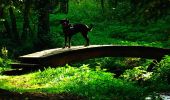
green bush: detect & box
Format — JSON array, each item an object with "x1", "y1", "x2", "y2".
[
  {"x1": 1, "y1": 65, "x2": 147, "y2": 100},
  {"x1": 151, "y1": 56, "x2": 170, "y2": 84},
  {"x1": 0, "y1": 47, "x2": 12, "y2": 74},
  {"x1": 36, "y1": 65, "x2": 148, "y2": 99},
  {"x1": 0, "y1": 57, "x2": 11, "y2": 74},
  {"x1": 72, "y1": 57, "x2": 152, "y2": 78},
  {"x1": 121, "y1": 66, "x2": 152, "y2": 84}
]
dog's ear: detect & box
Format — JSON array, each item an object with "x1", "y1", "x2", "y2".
[{"x1": 60, "y1": 18, "x2": 70, "y2": 24}]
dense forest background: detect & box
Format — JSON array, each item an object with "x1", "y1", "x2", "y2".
[{"x1": 0, "y1": 0, "x2": 170, "y2": 57}]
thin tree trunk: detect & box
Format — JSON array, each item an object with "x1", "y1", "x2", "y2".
[
  {"x1": 23, "y1": 0, "x2": 31, "y2": 41},
  {"x1": 60, "y1": 0, "x2": 69, "y2": 14},
  {"x1": 101, "y1": 0, "x2": 104, "y2": 13},
  {"x1": 37, "y1": 0, "x2": 50, "y2": 49},
  {"x1": 108, "y1": 0, "x2": 118, "y2": 8},
  {"x1": 3, "y1": 20, "x2": 11, "y2": 36},
  {"x1": 9, "y1": 6, "x2": 18, "y2": 41},
  {"x1": 38, "y1": 9, "x2": 50, "y2": 36},
  {"x1": 114, "y1": 0, "x2": 118, "y2": 8},
  {"x1": 0, "y1": 6, "x2": 11, "y2": 36},
  {"x1": 65, "y1": 0, "x2": 69, "y2": 13}
]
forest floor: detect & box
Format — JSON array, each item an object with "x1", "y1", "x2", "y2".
[{"x1": 0, "y1": 89, "x2": 85, "y2": 100}]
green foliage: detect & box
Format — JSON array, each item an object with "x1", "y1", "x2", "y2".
[
  {"x1": 1, "y1": 47, "x2": 8, "y2": 58},
  {"x1": 0, "y1": 57, "x2": 11, "y2": 75},
  {"x1": 0, "y1": 47, "x2": 12, "y2": 74},
  {"x1": 121, "y1": 66, "x2": 152, "y2": 83},
  {"x1": 151, "y1": 56, "x2": 170, "y2": 84},
  {"x1": 0, "y1": 65, "x2": 147, "y2": 100},
  {"x1": 0, "y1": 57, "x2": 10, "y2": 68},
  {"x1": 69, "y1": 0, "x2": 100, "y2": 22},
  {"x1": 72, "y1": 57, "x2": 152, "y2": 78}
]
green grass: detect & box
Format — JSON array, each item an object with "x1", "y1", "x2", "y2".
[{"x1": 0, "y1": 65, "x2": 147, "y2": 100}]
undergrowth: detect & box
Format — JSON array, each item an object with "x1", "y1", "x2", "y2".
[
  {"x1": 0, "y1": 64, "x2": 147, "y2": 100},
  {"x1": 1, "y1": 56, "x2": 170, "y2": 99}
]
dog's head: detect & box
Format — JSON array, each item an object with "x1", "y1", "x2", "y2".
[{"x1": 60, "y1": 19, "x2": 70, "y2": 27}]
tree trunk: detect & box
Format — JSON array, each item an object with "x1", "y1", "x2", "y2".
[
  {"x1": 37, "y1": 0, "x2": 50, "y2": 49},
  {"x1": 0, "y1": 6, "x2": 11, "y2": 36},
  {"x1": 23, "y1": 0, "x2": 31, "y2": 41},
  {"x1": 108, "y1": 0, "x2": 118, "y2": 8},
  {"x1": 130, "y1": 0, "x2": 137, "y2": 12},
  {"x1": 9, "y1": 6, "x2": 18, "y2": 41},
  {"x1": 3, "y1": 20, "x2": 11, "y2": 36},
  {"x1": 101, "y1": 0, "x2": 104, "y2": 13},
  {"x1": 60, "y1": 0, "x2": 69, "y2": 14},
  {"x1": 38, "y1": 9, "x2": 50, "y2": 36}
]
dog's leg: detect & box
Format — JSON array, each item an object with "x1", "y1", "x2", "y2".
[
  {"x1": 63, "y1": 35, "x2": 67, "y2": 48},
  {"x1": 82, "y1": 33, "x2": 89, "y2": 46},
  {"x1": 68, "y1": 36, "x2": 72, "y2": 48}
]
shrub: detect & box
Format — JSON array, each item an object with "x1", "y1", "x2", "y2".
[
  {"x1": 36, "y1": 65, "x2": 146, "y2": 99},
  {"x1": 0, "y1": 47, "x2": 12, "y2": 74},
  {"x1": 151, "y1": 56, "x2": 170, "y2": 84},
  {"x1": 0, "y1": 64, "x2": 147, "y2": 100},
  {"x1": 0, "y1": 57, "x2": 11, "y2": 74},
  {"x1": 120, "y1": 66, "x2": 152, "y2": 84}
]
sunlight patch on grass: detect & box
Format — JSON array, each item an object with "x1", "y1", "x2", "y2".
[{"x1": 0, "y1": 65, "x2": 147, "y2": 99}]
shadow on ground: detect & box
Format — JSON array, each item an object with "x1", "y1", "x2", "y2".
[{"x1": 0, "y1": 89, "x2": 85, "y2": 100}]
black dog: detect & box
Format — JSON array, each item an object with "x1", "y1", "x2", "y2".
[{"x1": 60, "y1": 19, "x2": 93, "y2": 48}]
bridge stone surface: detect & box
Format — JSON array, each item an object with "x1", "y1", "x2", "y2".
[{"x1": 17, "y1": 45, "x2": 170, "y2": 68}]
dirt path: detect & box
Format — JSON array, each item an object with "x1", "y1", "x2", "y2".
[{"x1": 0, "y1": 89, "x2": 85, "y2": 100}]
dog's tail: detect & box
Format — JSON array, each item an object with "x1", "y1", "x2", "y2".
[{"x1": 88, "y1": 24, "x2": 93, "y2": 31}]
